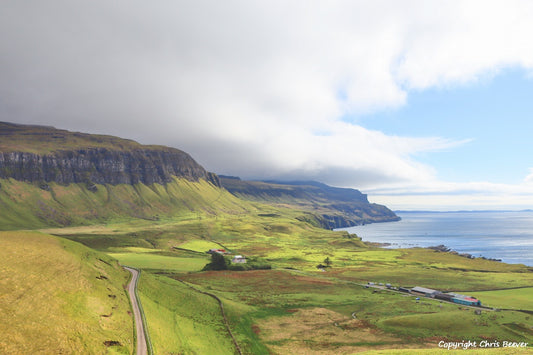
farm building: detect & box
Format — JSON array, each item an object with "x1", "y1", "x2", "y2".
[
  {"x1": 434, "y1": 292, "x2": 481, "y2": 306},
  {"x1": 447, "y1": 293, "x2": 481, "y2": 306},
  {"x1": 411, "y1": 286, "x2": 440, "y2": 297},
  {"x1": 434, "y1": 292, "x2": 454, "y2": 301},
  {"x1": 232, "y1": 255, "x2": 246, "y2": 263},
  {"x1": 452, "y1": 297, "x2": 481, "y2": 306},
  {"x1": 207, "y1": 249, "x2": 227, "y2": 255},
  {"x1": 402, "y1": 287, "x2": 482, "y2": 306}
]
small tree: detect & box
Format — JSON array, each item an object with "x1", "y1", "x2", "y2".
[{"x1": 324, "y1": 257, "x2": 332, "y2": 268}]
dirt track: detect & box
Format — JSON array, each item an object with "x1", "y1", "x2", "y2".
[{"x1": 124, "y1": 267, "x2": 148, "y2": 355}]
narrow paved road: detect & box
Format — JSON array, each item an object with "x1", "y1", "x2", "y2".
[{"x1": 124, "y1": 267, "x2": 148, "y2": 355}]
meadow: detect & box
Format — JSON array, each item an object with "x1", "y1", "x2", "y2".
[
  {"x1": 108, "y1": 251, "x2": 209, "y2": 272},
  {"x1": 474, "y1": 288, "x2": 533, "y2": 310}
]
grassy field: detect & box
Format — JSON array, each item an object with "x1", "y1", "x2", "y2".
[
  {"x1": 474, "y1": 288, "x2": 533, "y2": 310},
  {"x1": 0, "y1": 231, "x2": 133, "y2": 354},
  {"x1": 173, "y1": 268, "x2": 531, "y2": 354},
  {"x1": 109, "y1": 251, "x2": 208, "y2": 272},
  {"x1": 176, "y1": 239, "x2": 226, "y2": 252},
  {"x1": 379, "y1": 309, "x2": 532, "y2": 341}
]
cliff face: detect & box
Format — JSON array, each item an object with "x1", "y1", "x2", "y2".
[
  {"x1": 0, "y1": 148, "x2": 220, "y2": 186},
  {"x1": 0, "y1": 122, "x2": 220, "y2": 187}
]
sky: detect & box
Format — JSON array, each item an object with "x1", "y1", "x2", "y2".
[{"x1": 1, "y1": 1, "x2": 533, "y2": 210}]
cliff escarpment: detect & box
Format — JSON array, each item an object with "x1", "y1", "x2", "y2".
[
  {"x1": 0, "y1": 148, "x2": 219, "y2": 186},
  {"x1": 0, "y1": 122, "x2": 220, "y2": 187}
]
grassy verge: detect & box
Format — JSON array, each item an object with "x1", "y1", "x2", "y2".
[{"x1": 137, "y1": 272, "x2": 238, "y2": 354}]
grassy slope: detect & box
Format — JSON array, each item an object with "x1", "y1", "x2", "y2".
[
  {"x1": 0, "y1": 177, "x2": 252, "y2": 230},
  {"x1": 0, "y1": 231, "x2": 133, "y2": 354}
]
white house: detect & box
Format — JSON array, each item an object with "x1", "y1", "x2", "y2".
[{"x1": 232, "y1": 255, "x2": 246, "y2": 263}]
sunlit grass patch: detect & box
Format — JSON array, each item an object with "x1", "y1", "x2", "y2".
[
  {"x1": 120, "y1": 246, "x2": 160, "y2": 253},
  {"x1": 108, "y1": 252, "x2": 208, "y2": 272},
  {"x1": 177, "y1": 239, "x2": 225, "y2": 252}
]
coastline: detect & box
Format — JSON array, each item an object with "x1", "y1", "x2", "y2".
[{"x1": 338, "y1": 210, "x2": 533, "y2": 267}]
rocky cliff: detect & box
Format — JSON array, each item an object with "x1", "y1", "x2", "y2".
[
  {"x1": 0, "y1": 122, "x2": 220, "y2": 187},
  {"x1": 0, "y1": 148, "x2": 220, "y2": 186}
]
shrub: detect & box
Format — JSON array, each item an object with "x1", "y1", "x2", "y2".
[{"x1": 202, "y1": 252, "x2": 228, "y2": 271}]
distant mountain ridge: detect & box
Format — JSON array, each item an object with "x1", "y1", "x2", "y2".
[
  {"x1": 262, "y1": 180, "x2": 369, "y2": 203},
  {"x1": 219, "y1": 176, "x2": 400, "y2": 228}
]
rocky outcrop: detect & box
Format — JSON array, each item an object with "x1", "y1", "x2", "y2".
[{"x1": 0, "y1": 148, "x2": 218, "y2": 186}]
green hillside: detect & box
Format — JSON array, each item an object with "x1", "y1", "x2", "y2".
[
  {"x1": 0, "y1": 177, "x2": 251, "y2": 230},
  {"x1": 0, "y1": 231, "x2": 133, "y2": 354}
]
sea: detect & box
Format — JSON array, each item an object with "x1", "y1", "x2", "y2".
[{"x1": 338, "y1": 211, "x2": 533, "y2": 267}]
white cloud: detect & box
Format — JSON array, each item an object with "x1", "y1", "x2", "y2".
[
  {"x1": 524, "y1": 168, "x2": 533, "y2": 184},
  {"x1": 2, "y1": 1, "x2": 533, "y2": 207},
  {"x1": 368, "y1": 179, "x2": 533, "y2": 210}
]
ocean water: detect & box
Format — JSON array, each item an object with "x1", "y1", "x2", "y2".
[{"x1": 339, "y1": 211, "x2": 533, "y2": 266}]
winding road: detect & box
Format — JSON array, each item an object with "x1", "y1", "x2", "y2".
[{"x1": 124, "y1": 266, "x2": 148, "y2": 355}]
